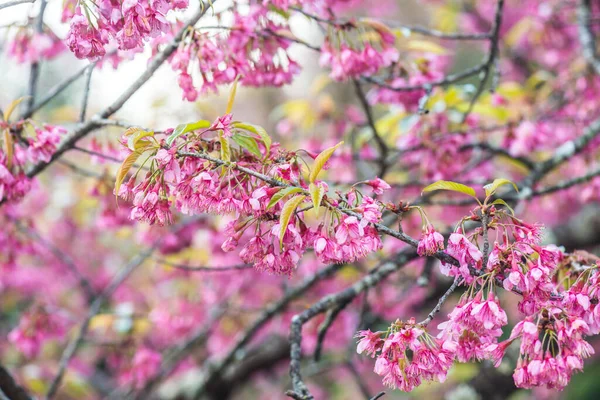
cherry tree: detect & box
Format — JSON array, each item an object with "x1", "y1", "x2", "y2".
[{"x1": 1, "y1": 0, "x2": 600, "y2": 399}]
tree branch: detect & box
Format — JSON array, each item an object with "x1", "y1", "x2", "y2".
[
  {"x1": 24, "y1": 0, "x2": 47, "y2": 115},
  {"x1": 0, "y1": 0, "x2": 216, "y2": 210},
  {"x1": 578, "y1": 0, "x2": 600, "y2": 75},
  {"x1": 44, "y1": 242, "x2": 162, "y2": 399},
  {"x1": 191, "y1": 261, "x2": 345, "y2": 399},
  {"x1": 79, "y1": 63, "x2": 95, "y2": 122},
  {"x1": 353, "y1": 79, "x2": 389, "y2": 176},
  {"x1": 288, "y1": 249, "x2": 418, "y2": 399},
  {"x1": 0, "y1": 0, "x2": 34, "y2": 10}
]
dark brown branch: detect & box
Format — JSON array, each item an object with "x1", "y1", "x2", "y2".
[
  {"x1": 190, "y1": 261, "x2": 346, "y2": 399},
  {"x1": 461, "y1": 0, "x2": 504, "y2": 121},
  {"x1": 0, "y1": 366, "x2": 31, "y2": 400},
  {"x1": 288, "y1": 249, "x2": 418, "y2": 399}
]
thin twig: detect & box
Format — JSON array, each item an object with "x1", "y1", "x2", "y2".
[
  {"x1": 481, "y1": 210, "x2": 491, "y2": 267},
  {"x1": 517, "y1": 115, "x2": 600, "y2": 200},
  {"x1": 363, "y1": 61, "x2": 488, "y2": 92},
  {"x1": 58, "y1": 159, "x2": 104, "y2": 178},
  {"x1": 345, "y1": 361, "x2": 373, "y2": 399},
  {"x1": 313, "y1": 298, "x2": 352, "y2": 361},
  {"x1": 24, "y1": 0, "x2": 47, "y2": 114},
  {"x1": 0, "y1": 0, "x2": 34, "y2": 10},
  {"x1": 514, "y1": 165, "x2": 600, "y2": 200},
  {"x1": 127, "y1": 306, "x2": 228, "y2": 400},
  {"x1": 461, "y1": 0, "x2": 505, "y2": 121},
  {"x1": 353, "y1": 79, "x2": 388, "y2": 176},
  {"x1": 369, "y1": 391, "x2": 386, "y2": 400},
  {"x1": 156, "y1": 258, "x2": 254, "y2": 272},
  {"x1": 22, "y1": 63, "x2": 97, "y2": 119},
  {"x1": 418, "y1": 278, "x2": 461, "y2": 327},
  {"x1": 79, "y1": 64, "x2": 95, "y2": 122}
]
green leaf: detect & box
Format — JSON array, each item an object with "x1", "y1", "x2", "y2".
[
  {"x1": 279, "y1": 194, "x2": 306, "y2": 247},
  {"x1": 267, "y1": 4, "x2": 291, "y2": 18},
  {"x1": 309, "y1": 182, "x2": 325, "y2": 217},
  {"x1": 231, "y1": 133, "x2": 262, "y2": 158},
  {"x1": 220, "y1": 134, "x2": 231, "y2": 162},
  {"x1": 491, "y1": 199, "x2": 515, "y2": 215},
  {"x1": 484, "y1": 178, "x2": 519, "y2": 197},
  {"x1": 123, "y1": 126, "x2": 144, "y2": 137},
  {"x1": 166, "y1": 120, "x2": 211, "y2": 146},
  {"x1": 309, "y1": 141, "x2": 344, "y2": 183},
  {"x1": 3, "y1": 128, "x2": 13, "y2": 170},
  {"x1": 3, "y1": 96, "x2": 28, "y2": 122},
  {"x1": 225, "y1": 76, "x2": 240, "y2": 115},
  {"x1": 267, "y1": 186, "x2": 305, "y2": 209},
  {"x1": 115, "y1": 150, "x2": 144, "y2": 198},
  {"x1": 127, "y1": 130, "x2": 154, "y2": 152},
  {"x1": 422, "y1": 180, "x2": 477, "y2": 198},
  {"x1": 233, "y1": 122, "x2": 272, "y2": 156}
]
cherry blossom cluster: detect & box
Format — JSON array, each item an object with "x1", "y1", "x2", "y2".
[
  {"x1": 318, "y1": 22, "x2": 399, "y2": 81},
  {"x1": 356, "y1": 318, "x2": 456, "y2": 391},
  {"x1": 1, "y1": 123, "x2": 66, "y2": 203},
  {"x1": 170, "y1": 5, "x2": 300, "y2": 99},
  {"x1": 8, "y1": 305, "x2": 70, "y2": 359},
  {"x1": 115, "y1": 112, "x2": 394, "y2": 274},
  {"x1": 63, "y1": 0, "x2": 188, "y2": 59},
  {"x1": 356, "y1": 199, "x2": 600, "y2": 392},
  {"x1": 7, "y1": 28, "x2": 65, "y2": 64}
]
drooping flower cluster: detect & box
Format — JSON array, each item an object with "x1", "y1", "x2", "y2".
[
  {"x1": 357, "y1": 319, "x2": 456, "y2": 391},
  {"x1": 8, "y1": 306, "x2": 69, "y2": 358},
  {"x1": 507, "y1": 313, "x2": 593, "y2": 390},
  {"x1": 440, "y1": 231, "x2": 483, "y2": 283},
  {"x1": 170, "y1": 5, "x2": 300, "y2": 99},
  {"x1": 438, "y1": 291, "x2": 507, "y2": 363},
  {"x1": 64, "y1": 0, "x2": 188, "y2": 59},
  {"x1": 358, "y1": 200, "x2": 600, "y2": 392},
  {"x1": 319, "y1": 22, "x2": 399, "y2": 81},
  {"x1": 417, "y1": 224, "x2": 444, "y2": 256},
  {"x1": 7, "y1": 28, "x2": 65, "y2": 64},
  {"x1": 116, "y1": 114, "x2": 387, "y2": 274},
  {"x1": 1, "y1": 124, "x2": 66, "y2": 203}
]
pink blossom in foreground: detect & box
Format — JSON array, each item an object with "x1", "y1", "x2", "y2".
[{"x1": 417, "y1": 224, "x2": 445, "y2": 256}]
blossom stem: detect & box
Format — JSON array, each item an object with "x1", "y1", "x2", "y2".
[{"x1": 419, "y1": 278, "x2": 461, "y2": 327}]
